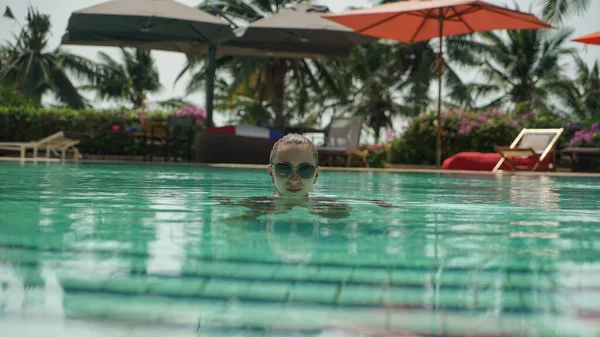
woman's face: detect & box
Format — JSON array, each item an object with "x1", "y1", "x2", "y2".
[{"x1": 268, "y1": 144, "x2": 319, "y2": 198}]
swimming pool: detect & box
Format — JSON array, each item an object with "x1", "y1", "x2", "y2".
[{"x1": 1, "y1": 162, "x2": 600, "y2": 337}]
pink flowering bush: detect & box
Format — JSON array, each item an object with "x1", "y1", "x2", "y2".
[
  {"x1": 118, "y1": 107, "x2": 151, "y2": 123},
  {"x1": 388, "y1": 108, "x2": 522, "y2": 165},
  {"x1": 173, "y1": 106, "x2": 206, "y2": 126},
  {"x1": 362, "y1": 129, "x2": 397, "y2": 168},
  {"x1": 113, "y1": 105, "x2": 207, "y2": 132},
  {"x1": 559, "y1": 122, "x2": 600, "y2": 171},
  {"x1": 568, "y1": 123, "x2": 600, "y2": 147},
  {"x1": 114, "y1": 107, "x2": 170, "y2": 132}
]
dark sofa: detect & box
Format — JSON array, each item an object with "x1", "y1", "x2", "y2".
[{"x1": 194, "y1": 130, "x2": 279, "y2": 164}]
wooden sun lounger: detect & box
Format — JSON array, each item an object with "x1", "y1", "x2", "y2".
[
  {"x1": 0, "y1": 131, "x2": 80, "y2": 162},
  {"x1": 492, "y1": 128, "x2": 563, "y2": 172}
]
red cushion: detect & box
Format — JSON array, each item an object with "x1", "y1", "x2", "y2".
[{"x1": 442, "y1": 152, "x2": 553, "y2": 171}]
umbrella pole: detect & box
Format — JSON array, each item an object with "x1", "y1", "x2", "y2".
[
  {"x1": 205, "y1": 45, "x2": 217, "y2": 128},
  {"x1": 436, "y1": 18, "x2": 444, "y2": 168}
]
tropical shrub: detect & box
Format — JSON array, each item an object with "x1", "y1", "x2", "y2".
[
  {"x1": 566, "y1": 123, "x2": 600, "y2": 147},
  {"x1": 386, "y1": 108, "x2": 572, "y2": 165},
  {"x1": 362, "y1": 130, "x2": 397, "y2": 168},
  {"x1": 111, "y1": 105, "x2": 206, "y2": 132},
  {"x1": 173, "y1": 106, "x2": 207, "y2": 126},
  {"x1": 0, "y1": 84, "x2": 35, "y2": 108},
  {"x1": 559, "y1": 123, "x2": 600, "y2": 172},
  {"x1": 365, "y1": 143, "x2": 387, "y2": 168},
  {"x1": 387, "y1": 108, "x2": 522, "y2": 165}
]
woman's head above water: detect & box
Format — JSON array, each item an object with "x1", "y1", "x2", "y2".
[{"x1": 268, "y1": 133, "x2": 320, "y2": 198}]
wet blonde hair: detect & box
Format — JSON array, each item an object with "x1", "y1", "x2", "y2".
[{"x1": 269, "y1": 133, "x2": 319, "y2": 165}]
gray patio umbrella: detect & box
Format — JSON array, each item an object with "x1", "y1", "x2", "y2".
[
  {"x1": 61, "y1": 33, "x2": 331, "y2": 59},
  {"x1": 222, "y1": 3, "x2": 375, "y2": 58},
  {"x1": 62, "y1": 0, "x2": 236, "y2": 127},
  {"x1": 63, "y1": 1, "x2": 375, "y2": 128},
  {"x1": 64, "y1": 3, "x2": 375, "y2": 59}
]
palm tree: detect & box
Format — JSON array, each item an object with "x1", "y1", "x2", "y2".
[
  {"x1": 378, "y1": 0, "x2": 580, "y2": 114},
  {"x1": 154, "y1": 97, "x2": 197, "y2": 109},
  {"x1": 1, "y1": 6, "x2": 97, "y2": 108},
  {"x1": 443, "y1": 83, "x2": 501, "y2": 111},
  {"x1": 182, "y1": 0, "x2": 342, "y2": 130},
  {"x1": 319, "y1": 42, "x2": 421, "y2": 141},
  {"x1": 188, "y1": 56, "x2": 327, "y2": 127},
  {"x1": 0, "y1": 43, "x2": 10, "y2": 69},
  {"x1": 319, "y1": 33, "x2": 479, "y2": 141},
  {"x1": 467, "y1": 27, "x2": 576, "y2": 114},
  {"x1": 85, "y1": 48, "x2": 162, "y2": 109},
  {"x1": 535, "y1": 0, "x2": 591, "y2": 24},
  {"x1": 553, "y1": 56, "x2": 600, "y2": 121},
  {"x1": 0, "y1": 44, "x2": 27, "y2": 107},
  {"x1": 215, "y1": 78, "x2": 275, "y2": 126}
]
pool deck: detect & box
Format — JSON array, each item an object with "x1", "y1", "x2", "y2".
[{"x1": 2, "y1": 154, "x2": 599, "y2": 177}]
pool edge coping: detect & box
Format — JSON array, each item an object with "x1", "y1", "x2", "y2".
[{"x1": 13, "y1": 158, "x2": 596, "y2": 178}]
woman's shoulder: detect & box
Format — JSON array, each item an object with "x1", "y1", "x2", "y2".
[
  {"x1": 308, "y1": 195, "x2": 337, "y2": 202},
  {"x1": 246, "y1": 195, "x2": 279, "y2": 201}
]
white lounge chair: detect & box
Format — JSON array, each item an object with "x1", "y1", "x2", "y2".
[
  {"x1": 493, "y1": 128, "x2": 564, "y2": 172},
  {"x1": 0, "y1": 131, "x2": 80, "y2": 162}
]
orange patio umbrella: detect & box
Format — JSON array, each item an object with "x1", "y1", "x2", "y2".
[
  {"x1": 573, "y1": 31, "x2": 600, "y2": 45},
  {"x1": 324, "y1": 0, "x2": 551, "y2": 167}
]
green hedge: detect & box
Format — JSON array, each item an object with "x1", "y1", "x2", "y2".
[
  {"x1": 0, "y1": 107, "x2": 170, "y2": 155},
  {"x1": 1, "y1": 106, "x2": 579, "y2": 166}
]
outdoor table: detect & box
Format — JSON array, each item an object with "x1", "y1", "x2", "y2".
[{"x1": 561, "y1": 147, "x2": 600, "y2": 172}]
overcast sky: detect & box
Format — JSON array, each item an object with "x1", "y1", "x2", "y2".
[{"x1": 1, "y1": 0, "x2": 598, "y2": 127}]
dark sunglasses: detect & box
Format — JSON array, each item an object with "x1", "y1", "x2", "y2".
[{"x1": 271, "y1": 162, "x2": 317, "y2": 179}]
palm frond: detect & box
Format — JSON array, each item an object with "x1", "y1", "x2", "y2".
[
  {"x1": 154, "y1": 97, "x2": 195, "y2": 109},
  {"x1": 53, "y1": 49, "x2": 99, "y2": 82},
  {"x1": 199, "y1": 0, "x2": 264, "y2": 21},
  {"x1": 444, "y1": 35, "x2": 490, "y2": 69},
  {"x1": 174, "y1": 56, "x2": 203, "y2": 86},
  {"x1": 48, "y1": 60, "x2": 88, "y2": 108},
  {"x1": 442, "y1": 63, "x2": 470, "y2": 107},
  {"x1": 96, "y1": 51, "x2": 125, "y2": 74},
  {"x1": 3, "y1": 6, "x2": 15, "y2": 20},
  {"x1": 536, "y1": 0, "x2": 590, "y2": 23}
]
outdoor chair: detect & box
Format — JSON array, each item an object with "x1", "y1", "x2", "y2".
[
  {"x1": 318, "y1": 115, "x2": 368, "y2": 167},
  {"x1": 139, "y1": 120, "x2": 167, "y2": 161},
  {"x1": 163, "y1": 115, "x2": 195, "y2": 162},
  {"x1": 0, "y1": 131, "x2": 80, "y2": 162},
  {"x1": 492, "y1": 128, "x2": 564, "y2": 172}
]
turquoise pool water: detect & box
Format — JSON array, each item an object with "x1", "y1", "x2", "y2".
[{"x1": 1, "y1": 162, "x2": 600, "y2": 337}]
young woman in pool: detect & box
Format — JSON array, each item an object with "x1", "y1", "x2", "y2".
[{"x1": 212, "y1": 134, "x2": 398, "y2": 221}]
